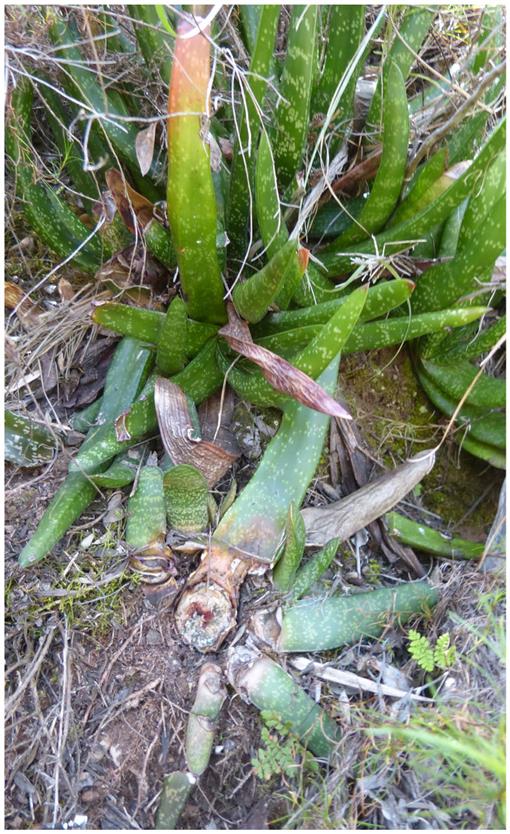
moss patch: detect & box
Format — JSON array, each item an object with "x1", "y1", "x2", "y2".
[{"x1": 341, "y1": 346, "x2": 502, "y2": 539}]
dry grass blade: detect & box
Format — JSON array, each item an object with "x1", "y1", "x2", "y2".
[
  {"x1": 219, "y1": 304, "x2": 352, "y2": 419},
  {"x1": 5, "y1": 285, "x2": 110, "y2": 403},
  {"x1": 5, "y1": 622, "x2": 58, "y2": 718},
  {"x1": 323, "y1": 147, "x2": 382, "y2": 201}
]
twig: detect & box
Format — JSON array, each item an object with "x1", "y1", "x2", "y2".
[
  {"x1": 5, "y1": 622, "x2": 58, "y2": 718},
  {"x1": 407, "y1": 61, "x2": 506, "y2": 177},
  {"x1": 81, "y1": 618, "x2": 146, "y2": 726},
  {"x1": 290, "y1": 657, "x2": 432, "y2": 702},
  {"x1": 95, "y1": 677, "x2": 163, "y2": 733},
  {"x1": 52, "y1": 616, "x2": 73, "y2": 827},
  {"x1": 134, "y1": 715, "x2": 164, "y2": 816}
]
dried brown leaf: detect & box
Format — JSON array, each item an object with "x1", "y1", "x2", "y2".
[
  {"x1": 114, "y1": 412, "x2": 131, "y2": 442},
  {"x1": 297, "y1": 246, "x2": 310, "y2": 272},
  {"x1": 320, "y1": 147, "x2": 382, "y2": 204},
  {"x1": 135, "y1": 122, "x2": 157, "y2": 176},
  {"x1": 58, "y1": 278, "x2": 75, "y2": 302},
  {"x1": 197, "y1": 388, "x2": 239, "y2": 458},
  {"x1": 95, "y1": 242, "x2": 168, "y2": 295},
  {"x1": 155, "y1": 378, "x2": 239, "y2": 486},
  {"x1": 301, "y1": 449, "x2": 435, "y2": 572},
  {"x1": 4, "y1": 282, "x2": 42, "y2": 327},
  {"x1": 219, "y1": 304, "x2": 351, "y2": 420},
  {"x1": 218, "y1": 136, "x2": 233, "y2": 160},
  {"x1": 105, "y1": 169, "x2": 154, "y2": 232}
]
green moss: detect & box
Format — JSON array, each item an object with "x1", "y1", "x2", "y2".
[
  {"x1": 423, "y1": 452, "x2": 503, "y2": 535},
  {"x1": 342, "y1": 347, "x2": 439, "y2": 462},
  {"x1": 342, "y1": 347, "x2": 502, "y2": 539}
]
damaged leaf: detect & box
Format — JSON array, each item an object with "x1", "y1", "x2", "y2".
[
  {"x1": 105, "y1": 169, "x2": 154, "y2": 232},
  {"x1": 155, "y1": 377, "x2": 239, "y2": 486},
  {"x1": 135, "y1": 122, "x2": 157, "y2": 177},
  {"x1": 301, "y1": 450, "x2": 436, "y2": 576},
  {"x1": 219, "y1": 304, "x2": 351, "y2": 420},
  {"x1": 5, "y1": 410, "x2": 57, "y2": 467},
  {"x1": 5, "y1": 282, "x2": 43, "y2": 327}
]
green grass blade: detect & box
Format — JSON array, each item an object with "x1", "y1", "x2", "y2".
[
  {"x1": 290, "y1": 537, "x2": 340, "y2": 600},
  {"x1": 411, "y1": 193, "x2": 505, "y2": 313},
  {"x1": 419, "y1": 357, "x2": 505, "y2": 409},
  {"x1": 47, "y1": 11, "x2": 163, "y2": 200},
  {"x1": 272, "y1": 503, "x2": 306, "y2": 592},
  {"x1": 126, "y1": 463, "x2": 166, "y2": 550},
  {"x1": 457, "y1": 151, "x2": 505, "y2": 252},
  {"x1": 227, "y1": 647, "x2": 341, "y2": 758},
  {"x1": 156, "y1": 297, "x2": 188, "y2": 375},
  {"x1": 277, "y1": 581, "x2": 438, "y2": 652},
  {"x1": 319, "y1": 118, "x2": 506, "y2": 277},
  {"x1": 130, "y1": 4, "x2": 173, "y2": 83},
  {"x1": 387, "y1": 149, "x2": 447, "y2": 229},
  {"x1": 386, "y1": 512, "x2": 485, "y2": 560},
  {"x1": 253, "y1": 278, "x2": 414, "y2": 336},
  {"x1": 414, "y1": 361, "x2": 505, "y2": 451},
  {"x1": 233, "y1": 240, "x2": 297, "y2": 323},
  {"x1": 5, "y1": 411, "x2": 57, "y2": 468},
  {"x1": 213, "y1": 356, "x2": 340, "y2": 561},
  {"x1": 342, "y1": 306, "x2": 488, "y2": 355},
  {"x1": 69, "y1": 339, "x2": 223, "y2": 474},
  {"x1": 313, "y1": 5, "x2": 365, "y2": 119}
]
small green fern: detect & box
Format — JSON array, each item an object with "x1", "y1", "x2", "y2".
[
  {"x1": 408, "y1": 629, "x2": 456, "y2": 673},
  {"x1": 408, "y1": 629, "x2": 435, "y2": 672},
  {"x1": 251, "y1": 710, "x2": 318, "y2": 782},
  {"x1": 433, "y1": 633, "x2": 457, "y2": 670}
]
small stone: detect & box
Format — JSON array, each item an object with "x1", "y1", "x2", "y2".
[
  {"x1": 81, "y1": 789, "x2": 100, "y2": 803},
  {"x1": 80, "y1": 533, "x2": 95, "y2": 550},
  {"x1": 78, "y1": 771, "x2": 94, "y2": 789},
  {"x1": 109, "y1": 743, "x2": 124, "y2": 767},
  {"x1": 146, "y1": 628, "x2": 162, "y2": 646}
]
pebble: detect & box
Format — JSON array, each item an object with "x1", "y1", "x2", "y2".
[{"x1": 145, "y1": 628, "x2": 162, "y2": 646}]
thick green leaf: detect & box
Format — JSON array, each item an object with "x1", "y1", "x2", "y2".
[
  {"x1": 273, "y1": 5, "x2": 317, "y2": 188},
  {"x1": 167, "y1": 16, "x2": 226, "y2": 323}
]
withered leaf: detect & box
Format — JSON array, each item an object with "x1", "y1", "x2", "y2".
[
  {"x1": 58, "y1": 278, "x2": 75, "y2": 302},
  {"x1": 321, "y1": 147, "x2": 382, "y2": 204},
  {"x1": 218, "y1": 136, "x2": 233, "y2": 160},
  {"x1": 105, "y1": 169, "x2": 154, "y2": 232},
  {"x1": 114, "y1": 412, "x2": 131, "y2": 442},
  {"x1": 95, "y1": 242, "x2": 169, "y2": 296},
  {"x1": 135, "y1": 122, "x2": 157, "y2": 177},
  {"x1": 219, "y1": 304, "x2": 351, "y2": 420},
  {"x1": 5, "y1": 282, "x2": 42, "y2": 327},
  {"x1": 155, "y1": 378, "x2": 239, "y2": 486},
  {"x1": 301, "y1": 450, "x2": 435, "y2": 565}
]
